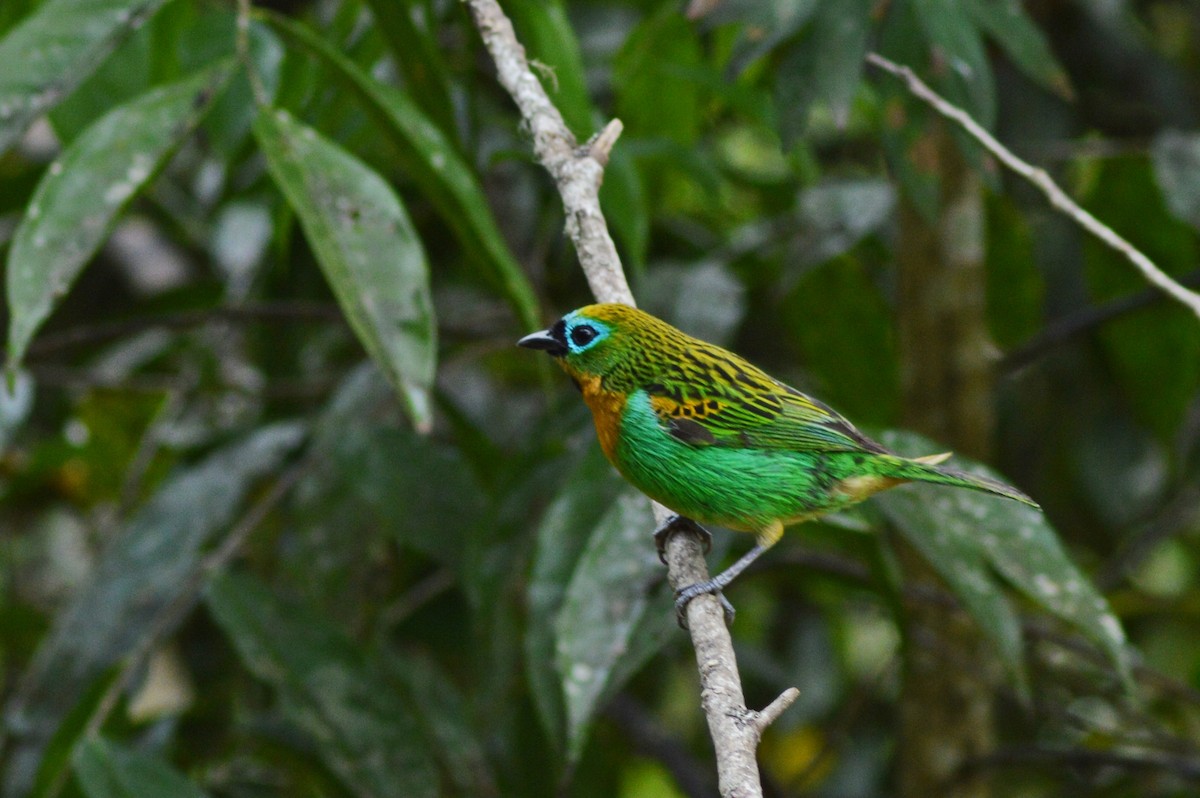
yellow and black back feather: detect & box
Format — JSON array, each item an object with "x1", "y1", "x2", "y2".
[{"x1": 584, "y1": 304, "x2": 888, "y2": 455}]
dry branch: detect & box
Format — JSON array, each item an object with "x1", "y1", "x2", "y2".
[
  {"x1": 867, "y1": 52, "x2": 1200, "y2": 322},
  {"x1": 464, "y1": 1, "x2": 797, "y2": 794}
]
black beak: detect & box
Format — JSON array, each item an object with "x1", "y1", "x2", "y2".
[{"x1": 517, "y1": 327, "x2": 567, "y2": 356}]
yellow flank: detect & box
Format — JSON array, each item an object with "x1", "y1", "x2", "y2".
[
  {"x1": 755, "y1": 519, "x2": 785, "y2": 548},
  {"x1": 831, "y1": 474, "x2": 905, "y2": 502},
  {"x1": 830, "y1": 455, "x2": 946, "y2": 503}
]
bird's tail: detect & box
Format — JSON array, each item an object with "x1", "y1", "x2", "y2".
[{"x1": 879, "y1": 452, "x2": 1040, "y2": 509}]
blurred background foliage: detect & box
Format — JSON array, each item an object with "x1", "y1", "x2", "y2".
[{"x1": 1, "y1": 0, "x2": 1200, "y2": 796}]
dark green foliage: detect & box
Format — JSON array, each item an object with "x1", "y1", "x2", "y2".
[{"x1": 1, "y1": 1, "x2": 1199, "y2": 797}]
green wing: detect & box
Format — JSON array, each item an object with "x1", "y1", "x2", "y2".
[{"x1": 642, "y1": 348, "x2": 887, "y2": 454}]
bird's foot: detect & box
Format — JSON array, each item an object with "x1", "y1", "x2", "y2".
[
  {"x1": 674, "y1": 581, "x2": 736, "y2": 629},
  {"x1": 671, "y1": 542, "x2": 771, "y2": 630},
  {"x1": 653, "y1": 515, "x2": 729, "y2": 628},
  {"x1": 653, "y1": 514, "x2": 712, "y2": 565}
]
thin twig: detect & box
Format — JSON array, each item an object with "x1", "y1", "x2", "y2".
[
  {"x1": 116, "y1": 390, "x2": 187, "y2": 518},
  {"x1": 1001, "y1": 270, "x2": 1200, "y2": 373},
  {"x1": 27, "y1": 302, "x2": 344, "y2": 358},
  {"x1": 29, "y1": 460, "x2": 310, "y2": 798},
  {"x1": 605, "y1": 694, "x2": 718, "y2": 798},
  {"x1": 376, "y1": 568, "x2": 456, "y2": 629},
  {"x1": 754, "y1": 688, "x2": 800, "y2": 734},
  {"x1": 28, "y1": 364, "x2": 191, "y2": 393},
  {"x1": 866, "y1": 52, "x2": 1200, "y2": 322},
  {"x1": 82, "y1": 460, "x2": 309, "y2": 739},
  {"x1": 464, "y1": 2, "x2": 794, "y2": 794},
  {"x1": 1097, "y1": 482, "x2": 1200, "y2": 590},
  {"x1": 959, "y1": 744, "x2": 1200, "y2": 781},
  {"x1": 769, "y1": 546, "x2": 1200, "y2": 708}
]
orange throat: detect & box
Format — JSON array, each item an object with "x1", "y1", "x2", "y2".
[{"x1": 575, "y1": 373, "x2": 625, "y2": 463}]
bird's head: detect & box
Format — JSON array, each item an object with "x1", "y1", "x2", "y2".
[{"x1": 517, "y1": 303, "x2": 652, "y2": 380}]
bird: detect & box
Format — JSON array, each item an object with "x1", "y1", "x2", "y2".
[{"x1": 518, "y1": 303, "x2": 1039, "y2": 623}]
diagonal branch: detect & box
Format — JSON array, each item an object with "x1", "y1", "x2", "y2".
[
  {"x1": 1000, "y1": 269, "x2": 1200, "y2": 373},
  {"x1": 464, "y1": 2, "x2": 796, "y2": 795},
  {"x1": 466, "y1": 0, "x2": 632, "y2": 307},
  {"x1": 866, "y1": 52, "x2": 1200, "y2": 323}
]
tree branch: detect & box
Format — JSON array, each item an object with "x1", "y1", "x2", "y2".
[
  {"x1": 464, "y1": 2, "x2": 796, "y2": 794},
  {"x1": 466, "y1": 0, "x2": 631, "y2": 307},
  {"x1": 959, "y1": 744, "x2": 1200, "y2": 782},
  {"x1": 999, "y1": 269, "x2": 1200, "y2": 374},
  {"x1": 866, "y1": 52, "x2": 1200, "y2": 323}
]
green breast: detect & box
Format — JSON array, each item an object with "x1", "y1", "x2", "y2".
[{"x1": 612, "y1": 391, "x2": 855, "y2": 532}]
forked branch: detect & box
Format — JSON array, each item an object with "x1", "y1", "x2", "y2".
[{"x1": 464, "y1": 1, "x2": 797, "y2": 795}]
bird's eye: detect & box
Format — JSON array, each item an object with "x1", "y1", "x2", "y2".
[{"x1": 570, "y1": 324, "x2": 598, "y2": 348}]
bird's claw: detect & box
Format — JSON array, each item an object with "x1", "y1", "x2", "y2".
[
  {"x1": 653, "y1": 515, "x2": 727, "y2": 628},
  {"x1": 674, "y1": 581, "x2": 736, "y2": 630},
  {"x1": 653, "y1": 514, "x2": 712, "y2": 565}
]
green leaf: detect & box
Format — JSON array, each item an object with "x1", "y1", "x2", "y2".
[
  {"x1": 911, "y1": 0, "x2": 995, "y2": 128},
  {"x1": 984, "y1": 192, "x2": 1044, "y2": 349},
  {"x1": 505, "y1": 0, "x2": 593, "y2": 136},
  {"x1": 263, "y1": 13, "x2": 539, "y2": 332},
  {"x1": 504, "y1": 0, "x2": 654, "y2": 270},
  {"x1": 775, "y1": 0, "x2": 874, "y2": 142},
  {"x1": 601, "y1": 148, "x2": 650, "y2": 273},
  {"x1": 722, "y1": 0, "x2": 819, "y2": 76},
  {"x1": 282, "y1": 367, "x2": 483, "y2": 631},
  {"x1": 1083, "y1": 157, "x2": 1200, "y2": 441},
  {"x1": 3, "y1": 425, "x2": 304, "y2": 797},
  {"x1": 191, "y1": 13, "x2": 284, "y2": 159},
  {"x1": 487, "y1": 0, "x2": 656, "y2": 267},
  {"x1": 1151, "y1": 130, "x2": 1200, "y2": 232},
  {"x1": 297, "y1": 367, "x2": 486, "y2": 578},
  {"x1": 555, "y1": 488, "x2": 667, "y2": 760},
  {"x1": 73, "y1": 738, "x2": 208, "y2": 798},
  {"x1": 805, "y1": 0, "x2": 875, "y2": 125},
  {"x1": 46, "y1": 12, "x2": 153, "y2": 146},
  {"x1": 614, "y1": 8, "x2": 703, "y2": 145},
  {"x1": 254, "y1": 107, "x2": 436, "y2": 431},
  {"x1": 0, "y1": 0, "x2": 175, "y2": 154},
  {"x1": 29, "y1": 668, "x2": 121, "y2": 798},
  {"x1": 5, "y1": 62, "x2": 232, "y2": 370},
  {"x1": 877, "y1": 0, "x2": 941, "y2": 220},
  {"x1": 875, "y1": 464, "x2": 1026, "y2": 688},
  {"x1": 362, "y1": 0, "x2": 455, "y2": 137},
  {"x1": 876, "y1": 429, "x2": 1132, "y2": 689},
  {"x1": 383, "y1": 647, "x2": 499, "y2": 797},
  {"x1": 525, "y1": 446, "x2": 625, "y2": 744},
  {"x1": 207, "y1": 572, "x2": 438, "y2": 798},
  {"x1": 0, "y1": 0, "x2": 40, "y2": 38},
  {"x1": 966, "y1": 0, "x2": 1072, "y2": 99},
  {"x1": 782, "y1": 255, "x2": 900, "y2": 425}
]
